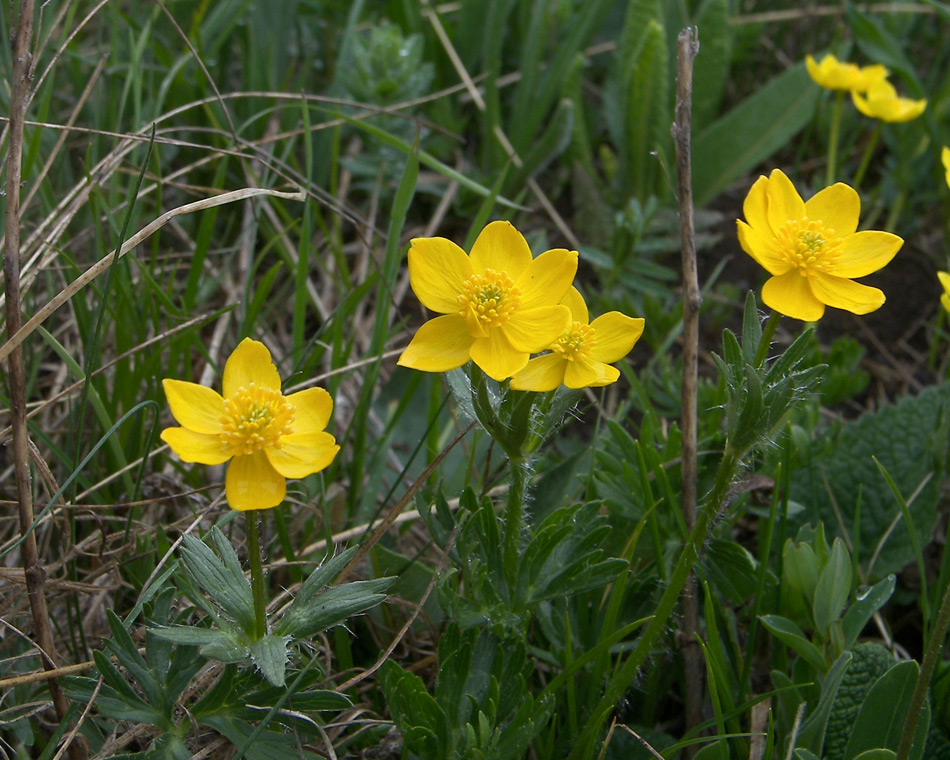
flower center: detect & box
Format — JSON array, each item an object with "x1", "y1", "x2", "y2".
[
  {"x1": 458, "y1": 268, "x2": 522, "y2": 338},
  {"x1": 775, "y1": 218, "x2": 843, "y2": 277},
  {"x1": 551, "y1": 322, "x2": 595, "y2": 361},
  {"x1": 220, "y1": 383, "x2": 295, "y2": 456}
]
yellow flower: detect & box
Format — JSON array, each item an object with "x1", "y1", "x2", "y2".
[
  {"x1": 161, "y1": 338, "x2": 340, "y2": 511},
  {"x1": 509, "y1": 287, "x2": 644, "y2": 391},
  {"x1": 805, "y1": 54, "x2": 888, "y2": 92},
  {"x1": 397, "y1": 220, "x2": 577, "y2": 381},
  {"x1": 939, "y1": 271, "x2": 950, "y2": 313},
  {"x1": 942, "y1": 146, "x2": 950, "y2": 188},
  {"x1": 851, "y1": 80, "x2": 926, "y2": 122},
  {"x1": 737, "y1": 169, "x2": 903, "y2": 321}
]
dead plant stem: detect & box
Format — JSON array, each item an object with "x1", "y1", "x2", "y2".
[
  {"x1": 673, "y1": 27, "x2": 703, "y2": 758},
  {"x1": 4, "y1": 2, "x2": 83, "y2": 757}
]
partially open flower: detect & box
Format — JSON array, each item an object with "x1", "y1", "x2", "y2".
[
  {"x1": 161, "y1": 338, "x2": 339, "y2": 511},
  {"x1": 805, "y1": 54, "x2": 888, "y2": 92},
  {"x1": 509, "y1": 287, "x2": 644, "y2": 391},
  {"x1": 397, "y1": 221, "x2": 576, "y2": 381},
  {"x1": 737, "y1": 169, "x2": 903, "y2": 321},
  {"x1": 851, "y1": 80, "x2": 926, "y2": 122}
]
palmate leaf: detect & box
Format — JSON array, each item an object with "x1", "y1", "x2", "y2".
[{"x1": 180, "y1": 527, "x2": 256, "y2": 632}]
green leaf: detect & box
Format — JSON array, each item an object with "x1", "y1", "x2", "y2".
[
  {"x1": 693, "y1": 62, "x2": 820, "y2": 206},
  {"x1": 842, "y1": 575, "x2": 896, "y2": 649},
  {"x1": 844, "y1": 661, "x2": 930, "y2": 760},
  {"x1": 379, "y1": 660, "x2": 449, "y2": 756},
  {"x1": 795, "y1": 650, "x2": 852, "y2": 755},
  {"x1": 813, "y1": 539, "x2": 852, "y2": 637},
  {"x1": 273, "y1": 577, "x2": 392, "y2": 639},
  {"x1": 691, "y1": 0, "x2": 732, "y2": 130},
  {"x1": 851, "y1": 751, "x2": 897, "y2": 760},
  {"x1": 249, "y1": 634, "x2": 291, "y2": 687},
  {"x1": 791, "y1": 384, "x2": 949, "y2": 577},
  {"x1": 180, "y1": 529, "x2": 256, "y2": 633},
  {"x1": 783, "y1": 539, "x2": 820, "y2": 602},
  {"x1": 759, "y1": 614, "x2": 827, "y2": 672}
]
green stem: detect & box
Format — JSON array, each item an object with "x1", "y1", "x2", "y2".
[
  {"x1": 885, "y1": 189, "x2": 907, "y2": 233},
  {"x1": 246, "y1": 509, "x2": 267, "y2": 640},
  {"x1": 896, "y1": 576, "x2": 950, "y2": 760},
  {"x1": 754, "y1": 311, "x2": 782, "y2": 369},
  {"x1": 851, "y1": 122, "x2": 881, "y2": 192},
  {"x1": 504, "y1": 454, "x2": 529, "y2": 591},
  {"x1": 568, "y1": 445, "x2": 742, "y2": 760},
  {"x1": 826, "y1": 91, "x2": 844, "y2": 186}
]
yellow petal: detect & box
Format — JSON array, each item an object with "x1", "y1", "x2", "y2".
[
  {"x1": 589, "y1": 313, "x2": 645, "y2": 363},
  {"x1": 223, "y1": 338, "x2": 281, "y2": 398},
  {"x1": 469, "y1": 329, "x2": 529, "y2": 381},
  {"x1": 742, "y1": 175, "x2": 770, "y2": 234},
  {"x1": 162, "y1": 379, "x2": 224, "y2": 434},
  {"x1": 561, "y1": 286, "x2": 589, "y2": 323},
  {"x1": 226, "y1": 450, "x2": 285, "y2": 511},
  {"x1": 265, "y1": 432, "x2": 339, "y2": 479},
  {"x1": 503, "y1": 305, "x2": 572, "y2": 353},
  {"x1": 804, "y1": 183, "x2": 860, "y2": 237},
  {"x1": 737, "y1": 220, "x2": 794, "y2": 276},
  {"x1": 407, "y1": 236, "x2": 474, "y2": 314},
  {"x1": 565, "y1": 359, "x2": 619, "y2": 389},
  {"x1": 397, "y1": 315, "x2": 474, "y2": 373},
  {"x1": 938, "y1": 270, "x2": 950, "y2": 297},
  {"x1": 942, "y1": 293, "x2": 950, "y2": 313},
  {"x1": 468, "y1": 221, "x2": 533, "y2": 279},
  {"x1": 832, "y1": 231, "x2": 903, "y2": 278},
  {"x1": 161, "y1": 426, "x2": 232, "y2": 465},
  {"x1": 943, "y1": 147, "x2": 950, "y2": 189},
  {"x1": 809, "y1": 272, "x2": 885, "y2": 315},
  {"x1": 765, "y1": 169, "x2": 806, "y2": 235},
  {"x1": 286, "y1": 387, "x2": 333, "y2": 435},
  {"x1": 762, "y1": 273, "x2": 826, "y2": 321},
  {"x1": 509, "y1": 354, "x2": 566, "y2": 392},
  {"x1": 515, "y1": 248, "x2": 578, "y2": 310}
]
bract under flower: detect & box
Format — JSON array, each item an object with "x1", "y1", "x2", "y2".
[
  {"x1": 397, "y1": 220, "x2": 577, "y2": 381},
  {"x1": 509, "y1": 288, "x2": 644, "y2": 391},
  {"x1": 805, "y1": 54, "x2": 888, "y2": 92},
  {"x1": 736, "y1": 168, "x2": 903, "y2": 321},
  {"x1": 851, "y1": 80, "x2": 926, "y2": 122},
  {"x1": 161, "y1": 338, "x2": 340, "y2": 511}
]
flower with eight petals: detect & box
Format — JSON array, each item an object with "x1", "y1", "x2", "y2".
[
  {"x1": 161, "y1": 338, "x2": 340, "y2": 511},
  {"x1": 397, "y1": 221, "x2": 577, "y2": 381},
  {"x1": 737, "y1": 169, "x2": 903, "y2": 321}
]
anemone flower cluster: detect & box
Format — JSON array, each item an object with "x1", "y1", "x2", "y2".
[{"x1": 396, "y1": 220, "x2": 644, "y2": 390}]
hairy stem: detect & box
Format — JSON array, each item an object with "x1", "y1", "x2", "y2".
[{"x1": 246, "y1": 510, "x2": 267, "y2": 640}]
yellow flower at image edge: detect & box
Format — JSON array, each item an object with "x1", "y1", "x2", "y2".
[
  {"x1": 805, "y1": 53, "x2": 888, "y2": 92},
  {"x1": 161, "y1": 338, "x2": 340, "y2": 511},
  {"x1": 939, "y1": 271, "x2": 950, "y2": 313},
  {"x1": 852, "y1": 80, "x2": 926, "y2": 122},
  {"x1": 397, "y1": 220, "x2": 577, "y2": 381},
  {"x1": 510, "y1": 288, "x2": 644, "y2": 391},
  {"x1": 737, "y1": 169, "x2": 903, "y2": 321},
  {"x1": 942, "y1": 146, "x2": 950, "y2": 189}
]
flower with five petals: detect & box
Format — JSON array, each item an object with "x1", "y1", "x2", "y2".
[
  {"x1": 737, "y1": 169, "x2": 903, "y2": 321},
  {"x1": 805, "y1": 54, "x2": 888, "y2": 92},
  {"x1": 397, "y1": 221, "x2": 577, "y2": 381},
  {"x1": 851, "y1": 80, "x2": 926, "y2": 123},
  {"x1": 161, "y1": 338, "x2": 340, "y2": 511},
  {"x1": 509, "y1": 287, "x2": 644, "y2": 391}
]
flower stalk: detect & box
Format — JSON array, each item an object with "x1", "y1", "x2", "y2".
[
  {"x1": 246, "y1": 509, "x2": 268, "y2": 640},
  {"x1": 827, "y1": 90, "x2": 844, "y2": 185}
]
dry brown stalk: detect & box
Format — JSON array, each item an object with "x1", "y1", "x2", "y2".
[
  {"x1": 3, "y1": 2, "x2": 84, "y2": 756},
  {"x1": 672, "y1": 27, "x2": 703, "y2": 758}
]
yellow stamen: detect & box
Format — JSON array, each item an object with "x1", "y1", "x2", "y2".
[
  {"x1": 551, "y1": 322, "x2": 595, "y2": 362},
  {"x1": 774, "y1": 218, "x2": 843, "y2": 277},
  {"x1": 220, "y1": 383, "x2": 295, "y2": 457},
  {"x1": 458, "y1": 268, "x2": 522, "y2": 337}
]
